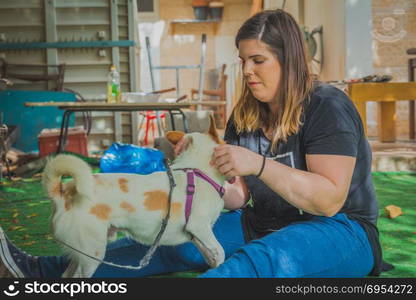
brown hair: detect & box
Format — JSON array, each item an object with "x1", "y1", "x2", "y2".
[{"x1": 233, "y1": 9, "x2": 313, "y2": 150}]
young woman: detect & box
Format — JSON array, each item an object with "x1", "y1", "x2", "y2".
[{"x1": 1, "y1": 9, "x2": 385, "y2": 278}]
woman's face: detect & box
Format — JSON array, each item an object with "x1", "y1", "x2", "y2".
[{"x1": 238, "y1": 39, "x2": 282, "y2": 109}]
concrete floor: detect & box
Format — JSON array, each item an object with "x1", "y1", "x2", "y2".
[{"x1": 370, "y1": 138, "x2": 416, "y2": 172}]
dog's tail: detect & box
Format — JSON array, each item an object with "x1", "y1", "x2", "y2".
[{"x1": 42, "y1": 154, "x2": 94, "y2": 201}]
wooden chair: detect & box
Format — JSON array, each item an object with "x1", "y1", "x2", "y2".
[
  {"x1": 347, "y1": 82, "x2": 416, "y2": 142},
  {"x1": 190, "y1": 64, "x2": 227, "y2": 129},
  {"x1": 0, "y1": 58, "x2": 66, "y2": 91},
  {"x1": 407, "y1": 48, "x2": 416, "y2": 139}
]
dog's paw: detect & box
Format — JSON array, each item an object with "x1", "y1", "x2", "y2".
[
  {"x1": 191, "y1": 236, "x2": 224, "y2": 268},
  {"x1": 210, "y1": 247, "x2": 225, "y2": 268}
]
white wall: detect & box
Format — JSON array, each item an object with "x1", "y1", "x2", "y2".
[{"x1": 345, "y1": 0, "x2": 374, "y2": 78}]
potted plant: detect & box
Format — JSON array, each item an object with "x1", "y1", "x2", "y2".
[
  {"x1": 209, "y1": 1, "x2": 224, "y2": 20},
  {"x1": 192, "y1": 0, "x2": 209, "y2": 20}
]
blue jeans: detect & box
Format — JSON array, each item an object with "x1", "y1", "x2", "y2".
[{"x1": 39, "y1": 211, "x2": 374, "y2": 278}]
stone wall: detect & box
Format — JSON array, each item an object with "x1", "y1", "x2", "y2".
[{"x1": 372, "y1": 0, "x2": 416, "y2": 139}]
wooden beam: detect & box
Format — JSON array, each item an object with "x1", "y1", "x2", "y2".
[{"x1": 348, "y1": 82, "x2": 416, "y2": 102}]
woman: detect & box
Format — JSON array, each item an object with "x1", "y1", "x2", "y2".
[{"x1": 1, "y1": 9, "x2": 384, "y2": 278}]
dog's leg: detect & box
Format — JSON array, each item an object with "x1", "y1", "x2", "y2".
[
  {"x1": 78, "y1": 260, "x2": 101, "y2": 278},
  {"x1": 76, "y1": 247, "x2": 106, "y2": 278},
  {"x1": 62, "y1": 259, "x2": 79, "y2": 278},
  {"x1": 62, "y1": 248, "x2": 105, "y2": 278},
  {"x1": 64, "y1": 258, "x2": 102, "y2": 278},
  {"x1": 107, "y1": 226, "x2": 118, "y2": 243},
  {"x1": 186, "y1": 223, "x2": 225, "y2": 268}
]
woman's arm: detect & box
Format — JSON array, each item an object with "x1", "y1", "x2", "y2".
[
  {"x1": 222, "y1": 176, "x2": 250, "y2": 210},
  {"x1": 259, "y1": 153, "x2": 355, "y2": 216},
  {"x1": 212, "y1": 144, "x2": 355, "y2": 217}
]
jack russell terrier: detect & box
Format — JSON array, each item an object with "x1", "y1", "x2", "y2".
[{"x1": 43, "y1": 122, "x2": 226, "y2": 278}]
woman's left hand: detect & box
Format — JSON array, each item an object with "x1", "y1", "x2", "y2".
[{"x1": 211, "y1": 144, "x2": 263, "y2": 178}]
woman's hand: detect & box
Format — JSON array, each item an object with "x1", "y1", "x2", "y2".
[
  {"x1": 211, "y1": 144, "x2": 263, "y2": 178},
  {"x1": 173, "y1": 136, "x2": 188, "y2": 157}
]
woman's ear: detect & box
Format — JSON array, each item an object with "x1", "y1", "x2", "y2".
[
  {"x1": 208, "y1": 114, "x2": 225, "y2": 144},
  {"x1": 166, "y1": 131, "x2": 185, "y2": 145}
]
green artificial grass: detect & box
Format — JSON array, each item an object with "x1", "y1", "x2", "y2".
[
  {"x1": 371, "y1": 172, "x2": 416, "y2": 278},
  {"x1": 0, "y1": 168, "x2": 414, "y2": 278}
]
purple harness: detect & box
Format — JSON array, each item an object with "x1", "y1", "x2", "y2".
[{"x1": 175, "y1": 168, "x2": 225, "y2": 223}]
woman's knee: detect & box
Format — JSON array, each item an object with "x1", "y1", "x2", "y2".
[
  {"x1": 241, "y1": 239, "x2": 301, "y2": 277},
  {"x1": 200, "y1": 240, "x2": 299, "y2": 278}
]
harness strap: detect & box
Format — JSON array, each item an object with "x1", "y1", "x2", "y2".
[
  {"x1": 185, "y1": 171, "x2": 195, "y2": 223},
  {"x1": 139, "y1": 158, "x2": 176, "y2": 267},
  {"x1": 193, "y1": 169, "x2": 225, "y2": 197},
  {"x1": 182, "y1": 168, "x2": 225, "y2": 224}
]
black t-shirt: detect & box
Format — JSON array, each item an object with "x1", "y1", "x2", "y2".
[{"x1": 224, "y1": 83, "x2": 384, "y2": 276}]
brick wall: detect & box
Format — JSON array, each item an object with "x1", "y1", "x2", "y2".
[
  {"x1": 158, "y1": 0, "x2": 251, "y2": 98},
  {"x1": 372, "y1": 0, "x2": 416, "y2": 138}
]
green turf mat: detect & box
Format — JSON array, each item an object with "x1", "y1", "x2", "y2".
[
  {"x1": 371, "y1": 172, "x2": 416, "y2": 278},
  {"x1": 0, "y1": 178, "x2": 60, "y2": 256},
  {"x1": 0, "y1": 171, "x2": 414, "y2": 278}
]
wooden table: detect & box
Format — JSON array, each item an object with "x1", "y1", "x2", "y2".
[
  {"x1": 25, "y1": 101, "x2": 191, "y2": 153},
  {"x1": 347, "y1": 82, "x2": 416, "y2": 142}
]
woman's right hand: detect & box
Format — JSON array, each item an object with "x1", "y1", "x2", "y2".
[{"x1": 211, "y1": 144, "x2": 263, "y2": 178}]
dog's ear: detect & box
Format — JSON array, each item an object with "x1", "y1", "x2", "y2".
[
  {"x1": 207, "y1": 114, "x2": 225, "y2": 144},
  {"x1": 166, "y1": 131, "x2": 185, "y2": 145}
]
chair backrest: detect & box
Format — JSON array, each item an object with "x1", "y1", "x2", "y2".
[
  {"x1": 218, "y1": 64, "x2": 227, "y2": 100},
  {"x1": 0, "y1": 58, "x2": 66, "y2": 91}
]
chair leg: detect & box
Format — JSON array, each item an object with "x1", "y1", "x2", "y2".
[
  {"x1": 144, "y1": 116, "x2": 151, "y2": 146},
  {"x1": 151, "y1": 118, "x2": 156, "y2": 144},
  {"x1": 221, "y1": 106, "x2": 226, "y2": 129}
]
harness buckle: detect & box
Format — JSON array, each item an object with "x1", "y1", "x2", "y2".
[{"x1": 186, "y1": 184, "x2": 195, "y2": 195}]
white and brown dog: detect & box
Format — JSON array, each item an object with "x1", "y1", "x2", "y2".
[{"x1": 42, "y1": 123, "x2": 226, "y2": 278}]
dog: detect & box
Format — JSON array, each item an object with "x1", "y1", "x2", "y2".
[
  {"x1": 42, "y1": 122, "x2": 226, "y2": 278},
  {"x1": 153, "y1": 112, "x2": 217, "y2": 161}
]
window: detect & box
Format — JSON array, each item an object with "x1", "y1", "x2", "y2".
[
  {"x1": 137, "y1": 0, "x2": 158, "y2": 22},
  {"x1": 137, "y1": 0, "x2": 154, "y2": 12}
]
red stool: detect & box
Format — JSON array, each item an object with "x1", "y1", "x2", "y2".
[{"x1": 143, "y1": 110, "x2": 166, "y2": 145}]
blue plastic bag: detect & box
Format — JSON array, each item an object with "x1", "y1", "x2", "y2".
[{"x1": 100, "y1": 143, "x2": 166, "y2": 174}]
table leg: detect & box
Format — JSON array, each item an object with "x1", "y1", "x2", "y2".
[
  {"x1": 57, "y1": 110, "x2": 73, "y2": 153},
  {"x1": 353, "y1": 101, "x2": 367, "y2": 136},
  {"x1": 167, "y1": 110, "x2": 189, "y2": 133},
  {"x1": 177, "y1": 109, "x2": 189, "y2": 133},
  {"x1": 377, "y1": 102, "x2": 396, "y2": 142},
  {"x1": 409, "y1": 100, "x2": 415, "y2": 140},
  {"x1": 168, "y1": 111, "x2": 176, "y2": 131}
]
